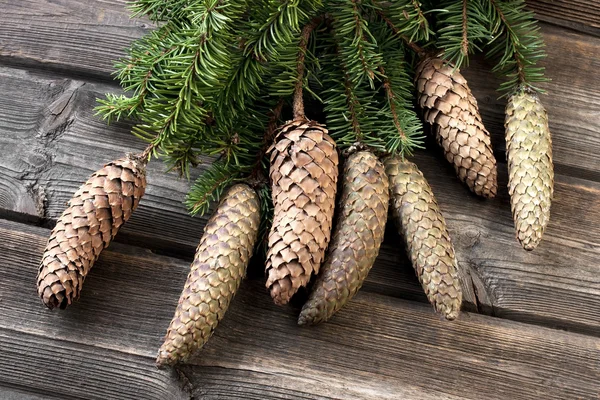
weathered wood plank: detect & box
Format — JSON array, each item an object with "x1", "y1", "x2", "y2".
[
  {"x1": 0, "y1": 0, "x2": 149, "y2": 79},
  {"x1": 0, "y1": 328, "x2": 190, "y2": 400},
  {"x1": 528, "y1": 0, "x2": 600, "y2": 37},
  {"x1": 1, "y1": 0, "x2": 598, "y2": 78},
  {"x1": 0, "y1": 218, "x2": 597, "y2": 400},
  {"x1": 1, "y1": 65, "x2": 600, "y2": 333}
]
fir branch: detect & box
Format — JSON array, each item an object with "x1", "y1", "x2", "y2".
[
  {"x1": 370, "y1": 0, "x2": 432, "y2": 44},
  {"x1": 484, "y1": 0, "x2": 547, "y2": 94},
  {"x1": 185, "y1": 161, "x2": 243, "y2": 216},
  {"x1": 320, "y1": 33, "x2": 383, "y2": 150},
  {"x1": 372, "y1": 22, "x2": 424, "y2": 156},
  {"x1": 249, "y1": 98, "x2": 285, "y2": 180},
  {"x1": 130, "y1": 0, "x2": 190, "y2": 21},
  {"x1": 330, "y1": 0, "x2": 383, "y2": 88},
  {"x1": 215, "y1": 0, "x2": 322, "y2": 119},
  {"x1": 434, "y1": 0, "x2": 490, "y2": 67},
  {"x1": 293, "y1": 17, "x2": 322, "y2": 120},
  {"x1": 375, "y1": 8, "x2": 425, "y2": 55}
]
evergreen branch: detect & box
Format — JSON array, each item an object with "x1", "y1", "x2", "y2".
[
  {"x1": 375, "y1": 8, "x2": 425, "y2": 55},
  {"x1": 330, "y1": 0, "x2": 383, "y2": 88},
  {"x1": 249, "y1": 98, "x2": 285, "y2": 180},
  {"x1": 320, "y1": 32, "x2": 383, "y2": 150},
  {"x1": 293, "y1": 17, "x2": 322, "y2": 120},
  {"x1": 380, "y1": 66, "x2": 405, "y2": 142},
  {"x1": 434, "y1": 0, "x2": 491, "y2": 67},
  {"x1": 484, "y1": 0, "x2": 548, "y2": 94},
  {"x1": 185, "y1": 161, "x2": 243, "y2": 216},
  {"x1": 372, "y1": 22, "x2": 424, "y2": 156},
  {"x1": 215, "y1": 0, "x2": 321, "y2": 120},
  {"x1": 370, "y1": 0, "x2": 432, "y2": 45},
  {"x1": 130, "y1": 0, "x2": 191, "y2": 21}
]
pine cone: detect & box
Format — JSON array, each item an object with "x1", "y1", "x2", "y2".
[
  {"x1": 157, "y1": 184, "x2": 260, "y2": 367},
  {"x1": 266, "y1": 119, "x2": 339, "y2": 305},
  {"x1": 416, "y1": 57, "x2": 497, "y2": 198},
  {"x1": 298, "y1": 151, "x2": 388, "y2": 325},
  {"x1": 37, "y1": 154, "x2": 147, "y2": 310},
  {"x1": 505, "y1": 89, "x2": 553, "y2": 250},
  {"x1": 385, "y1": 156, "x2": 462, "y2": 320}
]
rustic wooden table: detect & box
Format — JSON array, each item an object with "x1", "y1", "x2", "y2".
[{"x1": 0, "y1": 1, "x2": 598, "y2": 399}]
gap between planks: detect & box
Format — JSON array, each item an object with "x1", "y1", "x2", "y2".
[{"x1": 0, "y1": 217, "x2": 598, "y2": 400}]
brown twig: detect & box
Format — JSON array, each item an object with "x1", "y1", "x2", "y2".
[
  {"x1": 137, "y1": 142, "x2": 155, "y2": 163},
  {"x1": 376, "y1": 10, "x2": 425, "y2": 56},
  {"x1": 293, "y1": 16, "x2": 322, "y2": 120},
  {"x1": 379, "y1": 66, "x2": 407, "y2": 142},
  {"x1": 248, "y1": 99, "x2": 285, "y2": 182},
  {"x1": 489, "y1": 0, "x2": 526, "y2": 85},
  {"x1": 461, "y1": 0, "x2": 469, "y2": 59}
]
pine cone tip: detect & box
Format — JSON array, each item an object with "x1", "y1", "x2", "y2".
[
  {"x1": 156, "y1": 350, "x2": 177, "y2": 369},
  {"x1": 297, "y1": 305, "x2": 319, "y2": 326}
]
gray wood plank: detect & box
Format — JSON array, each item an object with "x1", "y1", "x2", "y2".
[
  {"x1": 527, "y1": 0, "x2": 600, "y2": 37},
  {"x1": 0, "y1": 0, "x2": 149, "y2": 79},
  {"x1": 0, "y1": 328, "x2": 190, "y2": 400},
  {"x1": 0, "y1": 218, "x2": 597, "y2": 400},
  {"x1": 0, "y1": 0, "x2": 596, "y2": 81},
  {"x1": 1, "y1": 65, "x2": 600, "y2": 333}
]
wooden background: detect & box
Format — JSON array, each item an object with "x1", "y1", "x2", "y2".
[{"x1": 0, "y1": 0, "x2": 598, "y2": 398}]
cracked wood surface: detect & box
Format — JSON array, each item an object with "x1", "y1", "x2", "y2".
[
  {"x1": 0, "y1": 219, "x2": 598, "y2": 399},
  {"x1": 0, "y1": 0, "x2": 599, "y2": 398},
  {"x1": 1, "y1": 59, "x2": 599, "y2": 334}
]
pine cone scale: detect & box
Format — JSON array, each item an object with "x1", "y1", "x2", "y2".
[
  {"x1": 385, "y1": 156, "x2": 462, "y2": 320},
  {"x1": 157, "y1": 184, "x2": 260, "y2": 367},
  {"x1": 299, "y1": 151, "x2": 388, "y2": 325}
]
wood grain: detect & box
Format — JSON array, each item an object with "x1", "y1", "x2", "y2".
[
  {"x1": 0, "y1": 63, "x2": 599, "y2": 333},
  {"x1": 528, "y1": 0, "x2": 600, "y2": 36},
  {"x1": 0, "y1": 0, "x2": 149, "y2": 79},
  {"x1": 0, "y1": 219, "x2": 597, "y2": 400}
]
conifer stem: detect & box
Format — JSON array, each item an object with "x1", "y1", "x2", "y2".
[
  {"x1": 376, "y1": 10, "x2": 425, "y2": 56},
  {"x1": 293, "y1": 16, "x2": 322, "y2": 120},
  {"x1": 489, "y1": 0, "x2": 526, "y2": 86},
  {"x1": 379, "y1": 66, "x2": 407, "y2": 142},
  {"x1": 137, "y1": 142, "x2": 155, "y2": 163}
]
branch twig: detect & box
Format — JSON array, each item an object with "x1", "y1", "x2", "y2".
[
  {"x1": 293, "y1": 16, "x2": 322, "y2": 120},
  {"x1": 376, "y1": 10, "x2": 425, "y2": 55}
]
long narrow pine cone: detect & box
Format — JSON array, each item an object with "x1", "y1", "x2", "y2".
[
  {"x1": 416, "y1": 57, "x2": 497, "y2": 198},
  {"x1": 298, "y1": 151, "x2": 388, "y2": 325},
  {"x1": 385, "y1": 156, "x2": 462, "y2": 320},
  {"x1": 157, "y1": 184, "x2": 260, "y2": 367},
  {"x1": 505, "y1": 89, "x2": 553, "y2": 250},
  {"x1": 37, "y1": 154, "x2": 147, "y2": 310},
  {"x1": 266, "y1": 119, "x2": 339, "y2": 305}
]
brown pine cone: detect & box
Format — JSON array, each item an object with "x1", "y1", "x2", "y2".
[
  {"x1": 385, "y1": 156, "x2": 462, "y2": 320},
  {"x1": 37, "y1": 154, "x2": 147, "y2": 310},
  {"x1": 266, "y1": 119, "x2": 339, "y2": 305},
  {"x1": 505, "y1": 89, "x2": 553, "y2": 250},
  {"x1": 157, "y1": 184, "x2": 260, "y2": 367},
  {"x1": 298, "y1": 151, "x2": 388, "y2": 325},
  {"x1": 416, "y1": 57, "x2": 497, "y2": 198}
]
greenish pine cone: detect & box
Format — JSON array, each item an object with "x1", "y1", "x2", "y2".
[
  {"x1": 266, "y1": 119, "x2": 339, "y2": 305},
  {"x1": 37, "y1": 154, "x2": 147, "y2": 310},
  {"x1": 156, "y1": 184, "x2": 260, "y2": 367},
  {"x1": 385, "y1": 156, "x2": 462, "y2": 320},
  {"x1": 298, "y1": 151, "x2": 389, "y2": 326},
  {"x1": 505, "y1": 89, "x2": 554, "y2": 251},
  {"x1": 416, "y1": 57, "x2": 498, "y2": 198}
]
